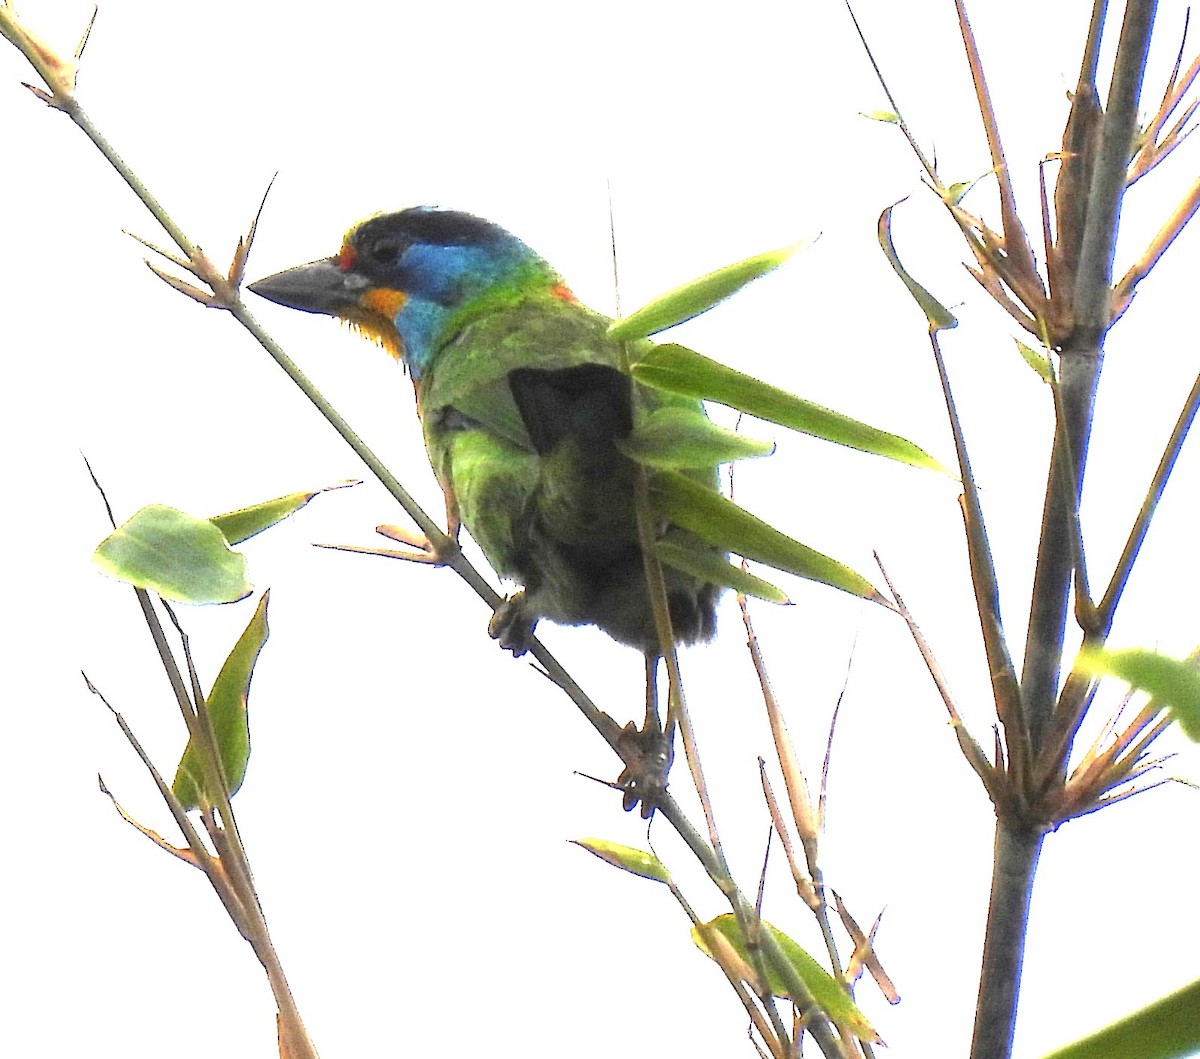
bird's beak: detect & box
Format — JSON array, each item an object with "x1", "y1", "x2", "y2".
[
  {"x1": 247, "y1": 257, "x2": 371, "y2": 317},
  {"x1": 248, "y1": 258, "x2": 408, "y2": 358}
]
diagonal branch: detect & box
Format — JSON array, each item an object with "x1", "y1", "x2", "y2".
[
  {"x1": 1098, "y1": 364, "x2": 1200, "y2": 625},
  {"x1": 875, "y1": 555, "x2": 1003, "y2": 803},
  {"x1": 1112, "y1": 175, "x2": 1200, "y2": 318},
  {"x1": 928, "y1": 329, "x2": 1028, "y2": 786}
]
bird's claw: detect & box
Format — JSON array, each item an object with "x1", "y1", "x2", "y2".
[
  {"x1": 616, "y1": 721, "x2": 674, "y2": 819},
  {"x1": 488, "y1": 592, "x2": 538, "y2": 656}
]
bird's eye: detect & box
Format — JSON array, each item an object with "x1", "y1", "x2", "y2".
[{"x1": 368, "y1": 238, "x2": 401, "y2": 265}]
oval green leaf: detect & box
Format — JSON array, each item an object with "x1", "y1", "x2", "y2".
[
  {"x1": 572, "y1": 838, "x2": 671, "y2": 883},
  {"x1": 608, "y1": 242, "x2": 804, "y2": 341},
  {"x1": 632, "y1": 344, "x2": 949, "y2": 473},
  {"x1": 173, "y1": 591, "x2": 270, "y2": 810},
  {"x1": 93, "y1": 504, "x2": 251, "y2": 604},
  {"x1": 1077, "y1": 647, "x2": 1200, "y2": 741},
  {"x1": 617, "y1": 406, "x2": 774, "y2": 469},
  {"x1": 693, "y1": 914, "x2": 879, "y2": 1042},
  {"x1": 651, "y1": 470, "x2": 887, "y2": 604},
  {"x1": 212, "y1": 481, "x2": 358, "y2": 545}
]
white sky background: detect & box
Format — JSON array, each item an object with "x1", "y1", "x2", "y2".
[{"x1": 3, "y1": 0, "x2": 1199, "y2": 1056}]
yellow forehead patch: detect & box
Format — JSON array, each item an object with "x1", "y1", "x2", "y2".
[{"x1": 342, "y1": 212, "x2": 384, "y2": 245}]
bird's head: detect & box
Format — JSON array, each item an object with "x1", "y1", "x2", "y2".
[{"x1": 248, "y1": 207, "x2": 570, "y2": 377}]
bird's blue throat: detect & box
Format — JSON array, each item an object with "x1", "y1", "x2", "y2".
[{"x1": 390, "y1": 241, "x2": 562, "y2": 380}]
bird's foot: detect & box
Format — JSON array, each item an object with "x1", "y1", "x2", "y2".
[
  {"x1": 315, "y1": 524, "x2": 454, "y2": 565},
  {"x1": 617, "y1": 720, "x2": 674, "y2": 819},
  {"x1": 488, "y1": 592, "x2": 538, "y2": 656}
]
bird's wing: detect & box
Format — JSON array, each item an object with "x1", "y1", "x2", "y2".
[
  {"x1": 415, "y1": 299, "x2": 636, "y2": 576},
  {"x1": 418, "y1": 299, "x2": 629, "y2": 451}
]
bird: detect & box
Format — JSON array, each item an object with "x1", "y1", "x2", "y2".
[{"x1": 247, "y1": 207, "x2": 723, "y2": 659}]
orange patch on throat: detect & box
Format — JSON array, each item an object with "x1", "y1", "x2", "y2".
[
  {"x1": 346, "y1": 315, "x2": 403, "y2": 360},
  {"x1": 360, "y1": 286, "x2": 408, "y2": 320},
  {"x1": 551, "y1": 282, "x2": 577, "y2": 303},
  {"x1": 345, "y1": 288, "x2": 408, "y2": 361}
]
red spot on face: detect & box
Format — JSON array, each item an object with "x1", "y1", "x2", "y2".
[
  {"x1": 551, "y1": 282, "x2": 577, "y2": 303},
  {"x1": 338, "y1": 244, "x2": 357, "y2": 271}
]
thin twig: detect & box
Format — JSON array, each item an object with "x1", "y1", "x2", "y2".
[
  {"x1": 874, "y1": 555, "x2": 1002, "y2": 800},
  {"x1": 1113, "y1": 175, "x2": 1200, "y2": 317}
]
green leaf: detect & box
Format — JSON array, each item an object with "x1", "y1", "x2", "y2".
[
  {"x1": 632, "y1": 344, "x2": 949, "y2": 473},
  {"x1": 877, "y1": 203, "x2": 958, "y2": 332},
  {"x1": 1077, "y1": 647, "x2": 1200, "y2": 741},
  {"x1": 173, "y1": 591, "x2": 270, "y2": 810},
  {"x1": 651, "y1": 470, "x2": 886, "y2": 604},
  {"x1": 572, "y1": 838, "x2": 671, "y2": 883},
  {"x1": 1041, "y1": 977, "x2": 1200, "y2": 1059},
  {"x1": 617, "y1": 406, "x2": 774, "y2": 469},
  {"x1": 608, "y1": 241, "x2": 804, "y2": 341},
  {"x1": 944, "y1": 181, "x2": 974, "y2": 205},
  {"x1": 1015, "y1": 339, "x2": 1056, "y2": 384},
  {"x1": 93, "y1": 504, "x2": 251, "y2": 604},
  {"x1": 940, "y1": 171, "x2": 990, "y2": 206},
  {"x1": 693, "y1": 914, "x2": 879, "y2": 1042},
  {"x1": 860, "y1": 109, "x2": 900, "y2": 124},
  {"x1": 655, "y1": 540, "x2": 789, "y2": 604},
  {"x1": 212, "y1": 481, "x2": 358, "y2": 545}
]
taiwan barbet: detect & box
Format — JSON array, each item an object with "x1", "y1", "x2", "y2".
[{"x1": 249, "y1": 207, "x2": 724, "y2": 658}]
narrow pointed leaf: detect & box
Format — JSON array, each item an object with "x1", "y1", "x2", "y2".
[
  {"x1": 693, "y1": 914, "x2": 880, "y2": 1042},
  {"x1": 572, "y1": 838, "x2": 671, "y2": 883},
  {"x1": 651, "y1": 470, "x2": 886, "y2": 604},
  {"x1": 1078, "y1": 647, "x2": 1200, "y2": 741},
  {"x1": 173, "y1": 592, "x2": 270, "y2": 810},
  {"x1": 212, "y1": 481, "x2": 358, "y2": 545},
  {"x1": 608, "y1": 242, "x2": 804, "y2": 341},
  {"x1": 945, "y1": 181, "x2": 974, "y2": 205},
  {"x1": 941, "y1": 172, "x2": 991, "y2": 207},
  {"x1": 93, "y1": 504, "x2": 251, "y2": 604},
  {"x1": 1041, "y1": 977, "x2": 1200, "y2": 1059},
  {"x1": 632, "y1": 344, "x2": 949, "y2": 473},
  {"x1": 878, "y1": 204, "x2": 959, "y2": 332},
  {"x1": 617, "y1": 406, "x2": 773, "y2": 469},
  {"x1": 1015, "y1": 339, "x2": 1056, "y2": 384},
  {"x1": 656, "y1": 540, "x2": 789, "y2": 604}
]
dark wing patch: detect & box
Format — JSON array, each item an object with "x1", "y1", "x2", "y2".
[{"x1": 507, "y1": 363, "x2": 633, "y2": 456}]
